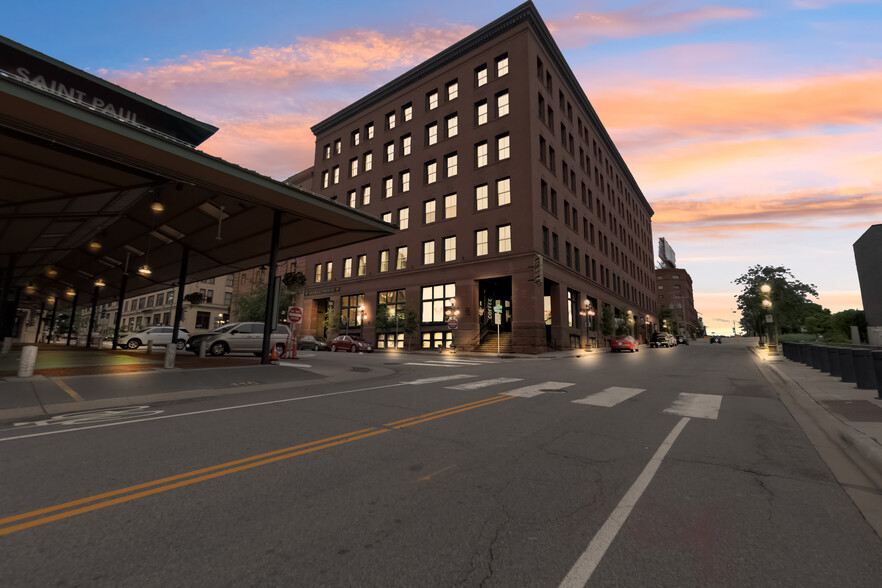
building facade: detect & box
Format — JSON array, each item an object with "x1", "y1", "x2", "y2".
[
  {"x1": 655, "y1": 268, "x2": 700, "y2": 338},
  {"x1": 854, "y1": 224, "x2": 882, "y2": 345},
  {"x1": 293, "y1": 3, "x2": 657, "y2": 353}
]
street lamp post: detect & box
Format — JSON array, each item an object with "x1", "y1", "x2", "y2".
[
  {"x1": 760, "y1": 284, "x2": 777, "y2": 355},
  {"x1": 388, "y1": 306, "x2": 399, "y2": 349},
  {"x1": 444, "y1": 297, "x2": 460, "y2": 352}
]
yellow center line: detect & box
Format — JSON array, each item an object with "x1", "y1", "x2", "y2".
[{"x1": 0, "y1": 395, "x2": 514, "y2": 536}]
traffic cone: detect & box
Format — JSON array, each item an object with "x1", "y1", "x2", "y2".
[{"x1": 270, "y1": 345, "x2": 280, "y2": 364}]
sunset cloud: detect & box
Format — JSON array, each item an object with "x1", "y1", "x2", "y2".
[{"x1": 546, "y1": 3, "x2": 755, "y2": 47}]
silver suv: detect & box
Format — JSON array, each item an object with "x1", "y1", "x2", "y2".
[
  {"x1": 118, "y1": 326, "x2": 189, "y2": 350},
  {"x1": 200, "y1": 322, "x2": 289, "y2": 356}
]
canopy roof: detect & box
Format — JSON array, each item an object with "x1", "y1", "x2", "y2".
[{"x1": 0, "y1": 35, "x2": 394, "y2": 308}]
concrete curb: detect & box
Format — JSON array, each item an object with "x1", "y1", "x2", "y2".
[{"x1": 840, "y1": 428, "x2": 882, "y2": 478}]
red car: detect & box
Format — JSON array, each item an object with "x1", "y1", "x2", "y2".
[
  {"x1": 329, "y1": 335, "x2": 374, "y2": 352},
  {"x1": 611, "y1": 335, "x2": 639, "y2": 353}
]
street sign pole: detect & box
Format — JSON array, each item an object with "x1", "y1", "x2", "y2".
[{"x1": 287, "y1": 306, "x2": 303, "y2": 359}]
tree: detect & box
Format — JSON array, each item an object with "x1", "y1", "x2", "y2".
[
  {"x1": 375, "y1": 303, "x2": 420, "y2": 348},
  {"x1": 733, "y1": 265, "x2": 818, "y2": 336},
  {"x1": 231, "y1": 286, "x2": 293, "y2": 323},
  {"x1": 600, "y1": 304, "x2": 615, "y2": 339}
]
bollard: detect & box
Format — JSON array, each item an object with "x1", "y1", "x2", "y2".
[
  {"x1": 199, "y1": 339, "x2": 207, "y2": 358},
  {"x1": 1, "y1": 337, "x2": 12, "y2": 355},
  {"x1": 818, "y1": 345, "x2": 831, "y2": 373},
  {"x1": 801, "y1": 343, "x2": 812, "y2": 365},
  {"x1": 828, "y1": 346, "x2": 842, "y2": 378},
  {"x1": 782, "y1": 342, "x2": 791, "y2": 360},
  {"x1": 809, "y1": 345, "x2": 822, "y2": 369},
  {"x1": 872, "y1": 351, "x2": 882, "y2": 400},
  {"x1": 840, "y1": 347, "x2": 857, "y2": 383},
  {"x1": 853, "y1": 349, "x2": 877, "y2": 390},
  {"x1": 164, "y1": 344, "x2": 176, "y2": 369},
  {"x1": 147, "y1": 340, "x2": 154, "y2": 354},
  {"x1": 18, "y1": 345, "x2": 38, "y2": 378}
]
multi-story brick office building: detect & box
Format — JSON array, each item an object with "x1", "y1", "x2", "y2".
[
  {"x1": 293, "y1": 2, "x2": 657, "y2": 353},
  {"x1": 655, "y1": 268, "x2": 700, "y2": 339}
]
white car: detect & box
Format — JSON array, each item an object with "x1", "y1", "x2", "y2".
[
  {"x1": 118, "y1": 326, "x2": 189, "y2": 350},
  {"x1": 197, "y1": 322, "x2": 289, "y2": 356}
]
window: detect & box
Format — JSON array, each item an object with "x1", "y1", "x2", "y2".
[
  {"x1": 352, "y1": 129, "x2": 360, "y2": 146},
  {"x1": 380, "y1": 250, "x2": 390, "y2": 272},
  {"x1": 498, "y1": 225, "x2": 511, "y2": 252},
  {"x1": 497, "y1": 91, "x2": 509, "y2": 117},
  {"x1": 322, "y1": 170, "x2": 329, "y2": 188},
  {"x1": 422, "y1": 283, "x2": 455, "y2": 323},
  {"x1": 350, "y1": 157, "x2": 358, "y2": 177},
  {"x1": 366, "y1": 123, "x2": 374, "y2": 139},
  {"x1": 553, "y1": 232, "x2": 559, "y2": 260},
  {"x1": 341, "y1": 294, "x2": 365, "y2": 328},
  {"x1": 446, "y1": 114, "x2": 458, "y2": 138},
  {"x1": 427, "y1": 123, "x2": 438, "y2": 146},
  {"x1": 476, "y1": 65, "x2": 488, "y2": 87},
  {"x1": 344, "y1": 257, "x2": 353, "y2": 278},
  {"x1": 496, "y1": 54, "x2": 509, "y2": 77},
  {"x1": 542, "y1": 226, "x2": 549, "y2": 255},
  {"x1": 475, "y1": 184, "x2": 489, "y2": 210},
  {"x1": 364, "y1": 151, "x2": 373, "y2": 171},
  {"x1": 427, "y1": 90, "x2": 439, "y2": 110},
  {"x1": 400, "y1": 170, "x2": 410, "y2": 192},
  {"x1": 497, "y1": 134, "x2": 510, "y2": 160},
  {"x1": 386, "y1": 111, "x2": 396, "y2": 129},
  {"x1": 497, "y1": 177, "x2": 511, "y2": 206},
  {"x1": 382, "y1": 212, "x2": 392, "y2": 223},
  {"x1": 332, "y1": 166, "x2": 340, "y2": 184},
  {"x1": 196, "y1": 311, "x2": 211, "y2": 330},
  {"x1": 476, "y1": 229, "x2": 489, "y2": 256},
  {"x1": 476, "y1": 100, "x2": 488, "y2": 125},
  {"x1": 326, "y1": 262, "x2": 333, "y2": 281},
  {"x1": 445, "y1": 153, "x2": 458, "y2": 177},
  {"x1": 348, "y1": 190, "x2": 357, "y2": 208},
  {"x1": 398, "y1": 207, "x2": 409, "y2": 230},
  {"x1": 323, "y1": 144, "x2": 331, "y2": 159},
  {"x1": 423, "y1": 241, "x2": 435, "y2": 265},
  {"x1": 402, "y1": 134, "x2": 412, "y2": 156},
  {"x1": 444, "y1": 236, "x2": 456, "y2": 261},
  {"x1": 403, "y1": 103, "x2": 413, "y2": 122},
  {"x1": 476, "y1": 142, "x2": 488, "y2": 167},
  {"x1": 396, "y1": 246, "x2": 408, "y2": 269},
  {"x1": 362, "y1": 185, "x2": 371, "y2": 205},
  {"x1": 314, "y1": 264, "x2": 322, "y2": 283},
  {"x1": 384, "y1": 177, "x2": 393, "y2": 198},
  {"x1": 168, "y1": 290, "x2": 176, "y2": 304},
  {"x1": 357, "y1": 255, "x2": 367, "y2": 276},
  {"x1": 447, "y1": 80, "x2": 458, "y2": 101},
  {"x1": 426, "y1": 161, "x2": 437, "y2": 184},
  {"x1": 424, "y1": 200, "x2": 436, "y2": 224},
  {"x1": 385, "y1": 142, "x2": 395, "y2": 162},
  {"x1": 444, "y1": 193, "x2": 457, "y2": 218},
  {"x1": 334, "y1": 139, "x2": 341, "y2": 154}
]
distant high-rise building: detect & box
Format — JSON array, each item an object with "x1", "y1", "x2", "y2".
[
  {"x1": 290, "y1": 1, "x2": 657, "y2": 352},
  {"x1": 655, "y1": 267, "x2": 699, "y2": 339},
  {"x1": 854, "y1": 224, "x2": 881, "y2": 345}
]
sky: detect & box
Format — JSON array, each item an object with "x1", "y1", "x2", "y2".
[{"x1": 4, "y1": 0, "x2": 881, "y2": 335}]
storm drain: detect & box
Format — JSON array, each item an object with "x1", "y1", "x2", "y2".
[{"x1": 822, "y1": 400, "x2": 882, "y2": 422}]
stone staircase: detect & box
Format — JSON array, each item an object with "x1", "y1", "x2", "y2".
[{"x1": 475, "y1": 332, "x2": 512, "y2": 353}]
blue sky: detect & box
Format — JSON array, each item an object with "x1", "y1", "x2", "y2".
[{"x1": 4, "y1": 0, "x2": 881, "y2": 334}]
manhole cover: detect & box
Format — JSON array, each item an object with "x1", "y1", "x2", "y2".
[
  {"x1": 350, "y1": 367, "x2": 370, "y2": 372},
  {"x1": 822, "y1": 400, "x2": 882, "y2": 422}
]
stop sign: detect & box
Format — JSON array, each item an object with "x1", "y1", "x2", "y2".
[
  {"x1": 448, "y1": 318, "x2": 458, "y2": 330},
  {"x1": 287, "y1": 306, "x2": 303, "y2": 324}
]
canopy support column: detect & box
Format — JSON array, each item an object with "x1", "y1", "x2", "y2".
[{"x1": 261, "y1": 210, "x2": 282, "y2": 365}]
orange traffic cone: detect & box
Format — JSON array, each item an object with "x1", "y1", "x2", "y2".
[{"x1": 270, "y1": 345, "x2": 280, "y2": 364}]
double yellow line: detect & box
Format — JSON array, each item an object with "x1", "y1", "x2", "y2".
[{"x1": 0, "y1": 394, "x2": 514, "y2": 537}]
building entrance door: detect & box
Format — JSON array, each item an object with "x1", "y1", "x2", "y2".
[
  {"x1": 314, "y1": 299, "x2": 329, "y2": 337},
  {"x1": 478, "y1": 277, "x2": 512, "y2": 333}
]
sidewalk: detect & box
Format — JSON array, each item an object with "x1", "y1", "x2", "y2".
[{"x1": 750, "y1": 346, "x2": 882, "y2": 476}]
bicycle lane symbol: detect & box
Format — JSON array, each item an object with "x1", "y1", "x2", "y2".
[{"x1": 9, "y1": 406, "x2": 165, "y2": 429}]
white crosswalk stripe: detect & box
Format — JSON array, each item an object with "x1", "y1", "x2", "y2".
[
  {"x1": 404, "y1": 359, "x2": 501, "y2": 368},
  {"x1": 572, "y1": 387, "x2": 645, "y2": 407},
  {"x1": 663, "y1": 393, "x2": 722, "y2": 420},
  {"x1": 502, "y1": 382, "x2": 576, "y2": 398},
  {"x1": 446, "y1": 377, "x2": 523, "y2": 390},
  {"x1": 405, "y1": 375, "x2": 476, "y2": 385}
]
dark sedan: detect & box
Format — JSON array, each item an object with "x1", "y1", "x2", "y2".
[{"x1": 329, "y1": 335, "x2": 373, "y2": 352}]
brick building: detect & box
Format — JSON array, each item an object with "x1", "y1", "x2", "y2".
[
  {"x1": 291, "y1": 2, "x2": 657, "y2": 353},
  {"x1": 655, "y1": 268, "x2": 700, "y2": 338}
]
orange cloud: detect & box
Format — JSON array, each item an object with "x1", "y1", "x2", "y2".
[
  {"x1": 592, "y1": 70, "x2": 882, "y2": 135},
  {"x1": 546, "y1": 4, "x2": 755, "y2": 47}
]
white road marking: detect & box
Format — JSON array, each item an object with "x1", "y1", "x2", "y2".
[
  {"x1": 502, "y1": 382, "x2": 575, "y2": 398},
  {"x1": 559, "y1": 417, "x2": 691, "y2": 588},
  {"x1": 403, "y1": 359, "x2": 500, "y2": 367},
  {"x1": 445, "y1": 377, "x2": 523, "y2": 390},
  {"x1": 572, "y1": 387, "x2": 645, "y2": 408},
  {"x1": 0, "y1": 382, "x2": 411, "y2": 443},
  {"x1": 278, "y1": 362, "x2": 312, "y2": 368},
  {"x1": 664, "y1": 393, "x2": 722, "y2": 420},
  {"x1": 405, "y1": 375, "x2": 476, "y2": 385}
]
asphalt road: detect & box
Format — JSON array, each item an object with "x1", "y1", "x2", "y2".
[{"x1": 3, "y1": 341, "x2": 882, "y2": 586}]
